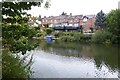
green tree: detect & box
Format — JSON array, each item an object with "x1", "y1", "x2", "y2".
[
  {"x1": 105, "y1": 9, "x2": 120, "y2": 44},
  {"x1": 95, "y1": 10, "x2": 106, "y2": 29},
  {"x1": 106, "y1": 9, "x2": 120, "y2": 35},
  {"x1": 2, "y1": 1, "x2": 50, "y2": 54},
  {"x1": 2, "y1": 1, "x2": 50, "y2": 78}
]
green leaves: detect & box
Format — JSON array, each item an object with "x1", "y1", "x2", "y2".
[
  {"x1": 45, "y1": 28, "x2": 53, "y2": 35},
  {"x1": 105, "y1": 9, "x2": 120, "y2": 44},
  {"x1": 2, "y1": 23, "x2": 38, "y2": 55},
  {"x1": 2, "y1": 2, "x2": 42, "y2": 16},
  {"x1": 106, "y1": 9, "x2": 120, "y2": 35},
  {"x1": 2, "y1": 50, "x2": 34, "y2": 78},
  {"x1": 92, "y1": 30, "x2": 112, "y2": 44},
  {"x1": 2, "y1": 1, "x2": 51, "y2": 55}
]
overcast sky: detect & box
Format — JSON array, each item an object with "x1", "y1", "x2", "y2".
[{"x1": 27, "y1": 0, "x2": 120, "y2": 17}]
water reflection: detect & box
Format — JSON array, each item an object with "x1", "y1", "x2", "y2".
[{"x1": 30, "y1": 41, "x2": 119, "y2": 78}]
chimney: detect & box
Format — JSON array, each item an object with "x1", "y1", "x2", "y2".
[{"x1": 44, "y1": 16, "x2": 46, "y2": 18}]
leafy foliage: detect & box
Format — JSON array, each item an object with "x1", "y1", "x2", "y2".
[
  {"x1": 2, "y1": 1, "x2": 44, "y2": 23},
  {"x1": 105, "y1": 9, "x2": 120, "y2": 44},
  {"x1": 2, "y1": 1, "x2": 47, "y2": 16},
  {"x1": 54, "y1": 32, "x2": 92, "y2": 42},
  {"x1": 2, "y1": 23, "x2": 39, "y2": 55},
  {"x1": 2, "y1": 1, "x2": 50, "y2": 78},
  {"x1": 52, "y1": 32, "x2": 63, "y2": 38},
  {"x1": 93, "y1": 9, "x2": 120, "y2": 44},
  {"x1": 2, "y1": 1, "x2": 50, "y2": 54},
  {"x1": 44, "y1": 28, "x2": 53, "y2": 35},
  {"x1": 2, "y1": 50, "x2": 33, "y2": 78},
  {"x1": 60, "y1": 36, "x2": 75, "y2": 42},
  {"x1": 106, "y1": 9, "x2": 120, "y2": 36},
  {"x1": 92, "y1": 30, "x2": 112, "y2": 44}
]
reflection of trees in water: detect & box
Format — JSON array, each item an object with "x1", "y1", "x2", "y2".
[
  {"x1": 37, "y1": 41, "x2": 119, "y2": 71},
  {"x1": 91, "y1": 44, "x2": 119, "y2": 71},
  {"x1": 38, "y1": 41, "x2": 83, "y2": 57}
]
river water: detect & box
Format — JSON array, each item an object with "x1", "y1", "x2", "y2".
[{"x1": 27, "y1": 41, "x2": 119, "y2": 78}]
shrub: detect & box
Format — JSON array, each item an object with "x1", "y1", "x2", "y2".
[
  {"x1": 60, "y1": 36, "x2": 75, "y2": 42},
  {"x1": 92, "y1": 30, "x2": 112, "y2": 44},
  {"x1": 111, "y1": 35, "x2": 120, "y2": 44},
  {"x1": 73, "y1": 32, "x2": 82, "y2": 41},
  {"x1": 2, "y1": 50, "x2": 33, "y2": 78},
  {"x1": 58, "y1": 32, "x2": 92, "y2": 42},
  {"x1": 105, "y1": 9, "x2": 120, "y2": 44},
  {"x1": 63, "y1": 32, "x2": 74, "y2": 36},
  {"x1": 45, "y1": 28, "x2": 53, "y2": 35},
  {"x1": 53, "y1": 32, "x2": 76, "y2": 38},
  {"x1": 36, "y1": 33, "x2": 41, "y2": 37},
  {"x1": 53, "y1": 32, "x2": 63, "y2": 38},
  {"x1": 55, "y1": 32, "x2": 92, "y2": 42},
  {"x1": 36, "y1": 32, "x2": 46, "y2": 37},
  {"x1": 81, "y1": 35, "x2": 92, "y2": 42}
]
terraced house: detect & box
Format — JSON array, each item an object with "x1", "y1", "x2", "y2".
[
  {"x1": 28, "y1": 13, "x2": 96, "y2": 32},
  {"x1": 41, "y1": 13, "x2": 96, "y2": 32}
]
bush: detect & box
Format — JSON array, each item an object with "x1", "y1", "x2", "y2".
[
  {"x1": 92, "y1": 30, "x2": 112, "y2": 44},
  {"x1": 105, "y1": 9, "x2": 120, "y2": 44},
  {"x1": 60, "y1": 36, "x2": 75, "y2": 42},
  {"x1": 53, "y1": 32, "x2": 63, "y2": 38},
  {"x1": 44, "y1": 28, "x2": 53, "y2": 35},
  {"x1": 58, "y1": 32, "x2": 92, "y2": 42},
  {"x1": 2, "y1": 50, "x2": 33, "y2": 78},
  {"x1": 106, "y1": 9, "x2": 120, "y2": 36},
  {"x1": 53, "y1": 32, "x2": 76, "y2": 38},
  {"x1": 82, "y1": 35, "x2": 92, "y2": 42},
  {"x1": 63, "y1": 32, "x2": 74, "y2": 36},
  {"x1": 111, "y1": 35, "x2": 120, "y2": 44},
  {"x1": 73, "y1": 32, "x2": 82, "y2": 41},
  {"x1": 36, "y1": 32, "x2": 46, "y2": 37}
]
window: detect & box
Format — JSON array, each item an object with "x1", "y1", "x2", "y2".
[
  {"x1": 83, "y1": 18, "x2": 88, "y2": 22},
  {"x1": 55, "y1": 20, "x2": 56, "y2": 22},
  {"x1": 69, "y1": 24, "x2": 72, "y2": 26},
  {"x1": 74, "y1": 23, "x2": 78, "y2": 27}
]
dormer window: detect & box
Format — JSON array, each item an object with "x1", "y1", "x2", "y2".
[
  {"x1": 83, "y1": 18, "x2": 88, "y2": 22},
  {"x1": 83, "y1": 16, "x2": 88, "y2": 22}
]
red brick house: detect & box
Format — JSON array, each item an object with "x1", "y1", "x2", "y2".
[{"x1": 39, "y1": 13, "x2": 96, "y2": 32}]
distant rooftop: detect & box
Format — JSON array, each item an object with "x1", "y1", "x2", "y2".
[{"x1": 36, "y1": 12, "x2": 95, "y2": 21}]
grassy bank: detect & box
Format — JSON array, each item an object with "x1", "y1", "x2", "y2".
[{"x1": 51, "y1": 31, "x2": 119, "y2": 44}]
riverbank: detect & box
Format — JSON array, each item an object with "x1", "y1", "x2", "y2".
[{"x1": 50, "y1": 30, "x2": 119, "y2": 44}]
